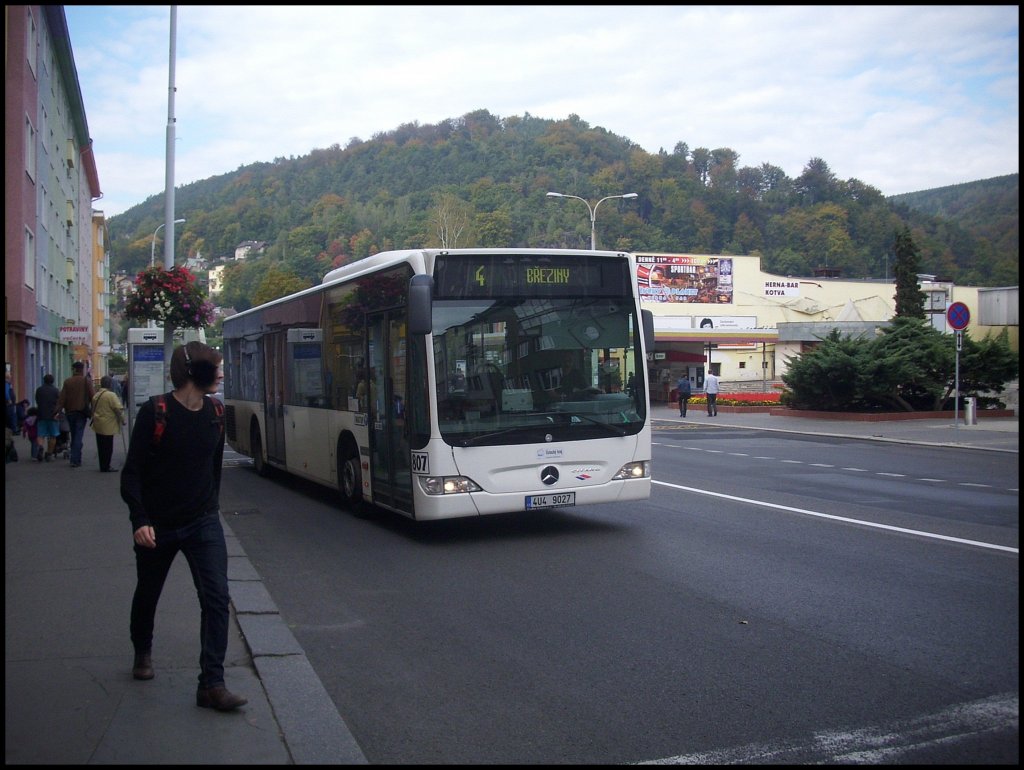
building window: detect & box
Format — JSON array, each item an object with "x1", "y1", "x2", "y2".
[
  {"x1": 39, "y1": 266, "x2": 50, "y2": 311},
  {"x1": 25, "y1": 115, "x2": 37, "y2": 181},
  {"x1": 24, "y1": 228, "x2": 36, "y2": 291},
  {"x1": 26, "y1": 8, "x2": 38, "y2": 78}
]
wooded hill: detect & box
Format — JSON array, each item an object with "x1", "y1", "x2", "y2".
[{"x1": 107, "y1": 109, "x2": 1018, "y2": 312}]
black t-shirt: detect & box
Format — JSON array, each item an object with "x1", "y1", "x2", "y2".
[
  {"x1": 34, "y1": 384, "x2": 60, "y2": 421},
  {"x1": 120, "y1": 393, "x2": 225, "y2": 531}
]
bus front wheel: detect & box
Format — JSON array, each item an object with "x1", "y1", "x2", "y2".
[
  {"x1": 338, "y1": 440, "x2": 369, "y2": 517},
  {"x1": 252, "y1": 424, "x2": 271, "y2": 478}
]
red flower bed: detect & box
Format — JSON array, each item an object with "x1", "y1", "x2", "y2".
[
  {"x1": 722, "y1": 391, "x2": 781, "y2": 403},
  {"x1": 687, "y1": 391, "x2": 782, "y2": 406}
]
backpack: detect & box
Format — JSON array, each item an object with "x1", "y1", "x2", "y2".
[{"x1": 151, "y1": 393, "x2": 224, "y2": 446}]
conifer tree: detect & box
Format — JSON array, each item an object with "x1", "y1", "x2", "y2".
[{"x1": 893, "y1": 226, "x2": 926, "y2": 319}]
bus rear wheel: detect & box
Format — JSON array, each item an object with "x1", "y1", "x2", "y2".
[{"x1": 338, "y1": 440, "x2": 369, "y2": 517}]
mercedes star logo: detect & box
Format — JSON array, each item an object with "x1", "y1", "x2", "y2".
[{"x1": 541, "y1": 466, "x2": 559, "y2": 486}]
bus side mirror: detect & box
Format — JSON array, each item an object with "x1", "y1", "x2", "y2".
[
  {"x1": 642, "y1": 309, "x2": 655, "y2": 354},
  {"x1": 409, "y1": 275, "x2": 433, "y2": 335}
]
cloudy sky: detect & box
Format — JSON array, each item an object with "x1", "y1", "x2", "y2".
[{"x1": 65, "y1": 5, "x2": 1018, "y2": 218}]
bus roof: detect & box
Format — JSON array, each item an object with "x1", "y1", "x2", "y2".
[
  {"x1": 224, "y1": 248, "x2": 632, "y2": 327},
  {"x1": 320, "y1": 248, "x2": 631, "y2": 285}
]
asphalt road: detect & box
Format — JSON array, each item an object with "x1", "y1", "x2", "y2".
[{"x1": 218, "y1": 429, "x2": 1018, "y2": 764}]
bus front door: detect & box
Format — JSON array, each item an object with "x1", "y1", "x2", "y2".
[{"x1": 366, "y1": 311, "x2": 413, "y2": 514}]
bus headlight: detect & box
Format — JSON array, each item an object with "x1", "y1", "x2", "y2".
[
  {"x1": 612, "y1": 460, "x2": 650, "y2": 480},
  {"x1": 418, "y1": 475, "x2": 483, "y2": 495}
]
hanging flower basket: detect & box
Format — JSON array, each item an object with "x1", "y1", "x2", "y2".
[{"x1": 123, "y1": 265, "x2": 215, "y2": 329}]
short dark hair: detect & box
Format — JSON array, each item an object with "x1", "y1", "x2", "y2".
[
  {"x1": 72, "y1": 361, "x2": 84, "y2": 370},
  {"x1": 170, "y1": 341, "x2": 223, "y2": 389},
  {"x1": 43, "y1": 374, "x2": 55, "y2": 385}
]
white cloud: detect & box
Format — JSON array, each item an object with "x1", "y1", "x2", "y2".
[{"x1": 66, "y1": 5, "x2": 1018, "y2": 217}]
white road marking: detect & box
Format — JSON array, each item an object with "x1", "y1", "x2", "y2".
[
  {"x1": 636, "y1": 693, "x2": 1019, "y2": 764},
  {"x1": 651, "y1": 479, "x2": 1018, "y2": 554},
  {"x1": 651, "y1": 443, "x2": 1017, "y2": 494}
]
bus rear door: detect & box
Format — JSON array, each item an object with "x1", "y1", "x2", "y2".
[{"x1": 263, "y1": 331, "x2": 287, "y2": 467}]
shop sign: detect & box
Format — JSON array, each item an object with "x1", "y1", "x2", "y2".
[{"x1": 59, "y1": 325, "x2": 90, "y2": 342}]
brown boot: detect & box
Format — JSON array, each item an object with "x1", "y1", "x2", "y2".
[
  {"x1": 132, "y1": 652, "x2": 154, "y2": 680},
  {"x1": 196, "y1": 685, "x2": 248, "y2": 711}
]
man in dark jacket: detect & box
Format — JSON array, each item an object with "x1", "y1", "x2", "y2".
[
  {"x1": 57, "y1": 361, "x2": 94, "y2": 467},
  {"x1": 676, "y1": 374, "x2": 692, "y2": 417},
  {"x1": 120, "y1": 341, "x2": 246, "y2": 712}
]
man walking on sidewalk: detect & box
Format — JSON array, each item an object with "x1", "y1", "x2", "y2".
[
  {"x1": 676, "y1": 374, "x2": 691, "y2": 417},
  {"x1": 57, "y1": 361, "x2": 94, "y2": 467},
  {"x1": 120, "y1": 341, "x2": 247, "y2": 712},
  {"x1": 704, "y1": 370, "x2": 720, "y2": 417}
]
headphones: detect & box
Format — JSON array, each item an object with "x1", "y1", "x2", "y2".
[{"x1": 183, "y1": 344, "x2": 219, "y2": 388}]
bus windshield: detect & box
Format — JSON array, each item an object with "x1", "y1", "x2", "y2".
[{"x1": 431, "y1": 297, "x2": 646, "y2": 446}]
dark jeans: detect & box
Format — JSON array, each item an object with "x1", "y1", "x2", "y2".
[
  {"x1": 707, "y1": 393, "x2": 718, "y2": 416},
  {"x1": 130, "y1": 512, "x2": 230, "y2": 688},
  {"x1": 66, "y1": 410, "x2": 88, "y2": 465},
  {"x1": 678, "y1": 396, "x2": 689, "y2": 416},
  {"x1": 95, "y1": 433, "x2": 114, "y2": 471}
]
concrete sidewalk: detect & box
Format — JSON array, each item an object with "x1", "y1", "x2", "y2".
[
  {"x1": 5, "y1": 408, "x2": 1015, "y2": 764},
  {"x1": 4, "y1": 428, "x2": 366, "y2": 765},
  {"x1": 654, "y1": 405, "x2": 1018, "y2": 453}
]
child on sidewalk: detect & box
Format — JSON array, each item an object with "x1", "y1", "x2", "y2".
[{"x1": 21, "y1": 406, "x2": 41, "y2": 461}]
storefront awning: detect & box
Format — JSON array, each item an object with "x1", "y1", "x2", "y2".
[{"x1": 655, "y1": 329, "x2": 778, "y2": 344}]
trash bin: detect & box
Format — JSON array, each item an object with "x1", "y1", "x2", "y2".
[{"x1": 964, "y1": 396, "x2": 978, "y2": 425}]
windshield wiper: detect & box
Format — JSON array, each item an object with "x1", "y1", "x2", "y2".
[
  {"x1": 454, "y1": 426, "x2": 532, "y2": 447},
  {"x1": 564, "y1": 413, "x2": 628, "y2": 436}
]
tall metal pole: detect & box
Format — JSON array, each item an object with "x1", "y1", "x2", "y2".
[
  {"x1": 151, "y1": 223, "x2": 167, "y2": 268},
  {"x1": 951, "y1": 284, "x2": 960, "y2": 431},
  {"x1": 546, "y1": 192, "x2": 637, "y2": 250},
  {"x1": 162, "y1": 6, "x2": 178, "y2": 389},
  {"x1": 586, "y1": 200, "x2": 597, "y2": 250},
  {"x1": 150, "y1": 218, "x2": 185, "y2": 267}
]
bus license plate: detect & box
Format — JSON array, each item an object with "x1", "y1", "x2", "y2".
[{"x1": 525, "y1": 492, "x2": 575, "y2": 510}]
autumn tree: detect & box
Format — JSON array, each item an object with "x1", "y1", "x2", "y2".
[
  {"x1": 429, "y1": 192, "x2": 471, "y2": 248},
  {"x1": 252, "y1": 264, "x2": 311, "y2": 307},
  {"x1": 219, "y1": 260, "x2": 265, "y2": 313}
]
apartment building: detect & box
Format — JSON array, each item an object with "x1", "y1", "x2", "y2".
[{"x1": 5, "y1": 5, "x2": 105, "y2": 399}]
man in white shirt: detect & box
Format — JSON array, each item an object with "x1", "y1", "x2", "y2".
[{"x1": 704, "y1": 371, "x2": 720, "y2": 416}]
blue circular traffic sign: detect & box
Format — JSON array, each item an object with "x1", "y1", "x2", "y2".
[{"x1": 947, "y1": 301, "x2": 970, "y2": 330}]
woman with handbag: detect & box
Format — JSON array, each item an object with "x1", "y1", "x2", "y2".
[{"x1": 90, "y1": 375, "x2": 126, "y2": 473}]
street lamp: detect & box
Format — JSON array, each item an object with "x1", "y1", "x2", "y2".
[
  {"x1": 546, "y1": 192, "x2": 638, "y2": 250},
  {"x1": 150, "y1": 218, "x2": 186, "y2": 266}
]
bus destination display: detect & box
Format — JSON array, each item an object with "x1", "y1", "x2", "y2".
[{"x1": 434, "y1": 254, "x2": 629, "y2": 299}]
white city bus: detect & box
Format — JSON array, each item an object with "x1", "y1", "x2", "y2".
[{"x1": 222, "y1": 248, "x2": 654, "y2": 520}]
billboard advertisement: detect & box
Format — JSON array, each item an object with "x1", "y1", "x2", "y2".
[{"x1": 636, "y1": 254, "x2": 733, "y2": 304}]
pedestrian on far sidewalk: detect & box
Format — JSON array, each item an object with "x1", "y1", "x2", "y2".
[
  {"x1": 704, "y1": 370, "x2": 720, "y2": 417},
  {"x1": 21, "y1": 406, "x2": 41, "y2": 461},
  {"x1": 34, "y1": 373, "x2": 61, "y2": 461},
  {"x1": 57, "y1": 361, "x2": 94, "y2": 467},
  {"x1": 676, "y1": 374, "x2": 691, "y2": 417},
  {"x1": 5, "y1": 370, "x2": 18, "y2": 432},
  {"x1": 120, "y1": 341, "x2": 247, "y2": 712},
  {"x1": 90, "y1": 375, "x2": 125, "y2": 473}
]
